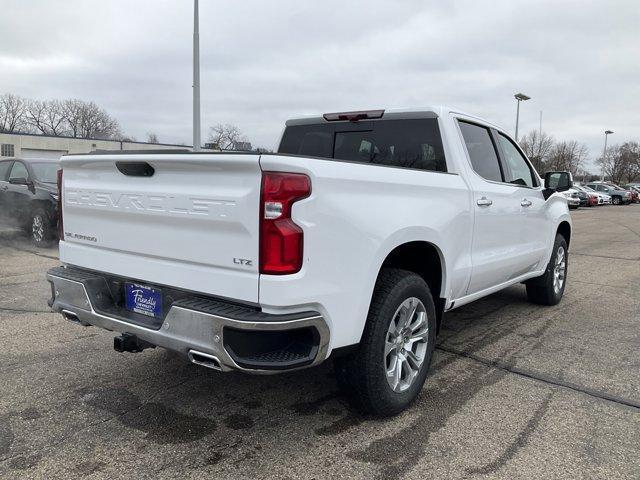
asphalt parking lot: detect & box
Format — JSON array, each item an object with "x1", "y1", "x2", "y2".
[{"x1": 0, "y1": 205, "x2": 638, "y2": 479}]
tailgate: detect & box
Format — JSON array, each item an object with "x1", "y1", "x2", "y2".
[{"x1": 59, "y1": 153, "x2": 261, "y2": 303}]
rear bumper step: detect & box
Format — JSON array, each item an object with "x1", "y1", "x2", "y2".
[{"x1": 47, "y1": 266, "x2": 330, "y2": 373}]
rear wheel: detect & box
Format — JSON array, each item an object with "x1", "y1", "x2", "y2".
[
  {"x1": 612, "y1": 196, "x2": 621, "y2": 205},
  {"x1": 526, "y1": 234, "x2": 567, "y2": 306},
  {"x1": 334, "y1": 268, "x2": 436, "y2": 417}
]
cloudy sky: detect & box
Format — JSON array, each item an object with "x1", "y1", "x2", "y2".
[{"x1": 1, "y1": 0, "x2": 638, "y2": 169}]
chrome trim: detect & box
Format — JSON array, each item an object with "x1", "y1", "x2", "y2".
[
  {"x1": 47, "y1": 272, "x2": 330, "y2": 375},
  {"x1": 188, "y1": 350, "x2": 222, "y2": 371}
]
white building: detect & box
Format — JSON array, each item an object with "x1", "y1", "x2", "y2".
[{"x1": 0, "y1": 132, "x2": 194, "y2": 159}]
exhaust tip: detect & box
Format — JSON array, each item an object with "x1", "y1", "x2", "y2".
[
  {"x1": 188, "y1": 350, "x2": 222, "y2": 371},
  {"x1": 62, "y1": 309, "x2": 80, "y2": 323}
]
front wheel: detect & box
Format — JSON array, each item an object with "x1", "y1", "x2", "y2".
[
  {"x1": 30, "y1": 208, "x2": 54, "y2": 246},
  {"x1": 526, "y1": 234, "x2": 568, "y2": 306},
  {"x1": 334, "y1": 268, "x2": 436, "y2": 417},
  {"x1": 612, "y1": 196, "x2": 621, "y2": 205}
]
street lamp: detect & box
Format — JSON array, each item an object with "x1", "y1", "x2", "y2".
[
  {"x1": 514, "y1": 93, "x2": 531, "y2": 142},
  {"x1": 601, "y1": 130, "x2": 613, "y2": 181}
]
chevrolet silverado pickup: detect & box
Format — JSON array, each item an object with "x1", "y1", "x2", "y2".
[{"x1": 47, "y1": 107, "x2": 573, "y2": 416}]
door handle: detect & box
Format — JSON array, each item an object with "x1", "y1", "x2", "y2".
[
  {"x1": 477, "y1": 197, "x2": 493, "y2": 206},
  {"x1": 521, "y1": 199, "x2": 532, "y2": 207}
]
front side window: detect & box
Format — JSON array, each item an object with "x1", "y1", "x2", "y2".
[
  {"x1": 9, "y1": 161, "x2": 28, "y2": 181},
  {"x1": 0, "y1": 161, "x2": 11, "y2": 181},
  {"x1": 497, "y1": 133, "x2": 537, "y2": 187},
  {"x1": 458, "y1": 121, "x2": 502, "y2": 182},
  {"x1": 279, "y1": 118, "x2": 447, "y2": 172}
]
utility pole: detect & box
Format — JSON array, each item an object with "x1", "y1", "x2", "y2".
[
  {"x1": 601, "y1": 130, "x2": 613, "y2": 181},
  {"x1": 193, "y1": 0, "x2": 201, "y2": 152},
  {"x1": 514, "y1": 93, "x2": 531, "y2": 142}
]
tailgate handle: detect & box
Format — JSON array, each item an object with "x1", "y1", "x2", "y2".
[{"x1": 116, "y1": 162, "x2": 155, "y2": 177}]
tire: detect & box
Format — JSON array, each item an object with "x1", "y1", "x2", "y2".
[
  {"x1": 334, "y1": 268, "x2": 437, "y2": 417},
  {"x1": 612, "y1": 196, "x2": 621, "y2": 205},
  {"x1": 30, "y1": 208, "x2": 54, "y2": 246},
  {"x1": 526, "y1": 234, "x2": 568, "y2": 306}
]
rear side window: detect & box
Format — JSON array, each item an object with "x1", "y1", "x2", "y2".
[
  {"x1": 458, "y1": 121, "x2": 502, "y2": 182},
  {"x1": 0, "y1": 161, "x2": 11, "y2": 181},
  {"x1": 278, "y1": 119, "x2": 447, "y2": 172},
  {"x1": 496, "y1": 133, "x2": 537, "y2": 187}
]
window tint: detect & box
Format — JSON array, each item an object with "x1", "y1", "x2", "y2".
[
  {"x1": 0, "y1": 161, "x2": 11, "y2": 181},
  {"x1": 9, "y1": 161, "x2": 28, "y2": 180},
  {"x1": 458, "y1": 122, "x2": 502, "y2": 182},
  {"x1": 278, "y1": 118, "x2": 447, "y2": 172},
  {"x1": 497, "y1": 133, "x2": 536, "y2": 187}
]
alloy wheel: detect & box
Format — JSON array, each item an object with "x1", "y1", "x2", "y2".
[
  {"x1": 32, "y1": 215, "x2": 44, "y2": 243},
  {"x1": 384, "y1": 297, "x2": 429, "y2": 393},
  {"x1": 553, "y1": 246, "x2": 566, "y2": 295}
]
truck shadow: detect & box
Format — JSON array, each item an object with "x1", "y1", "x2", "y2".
[{"x1": 70, "y1": 284, "x2": 553, "y2": 478}]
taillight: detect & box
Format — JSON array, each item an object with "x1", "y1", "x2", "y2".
[
  {"x1": 259, "y1": 172, "x2": 311, "y2": 275},
  {"x1": 57, "y1": 168, "x2": 63, "y2": 240}
]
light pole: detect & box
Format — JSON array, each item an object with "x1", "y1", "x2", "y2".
[
  {"x1": 601, "y1": 130, "x2": 613, "y2": 181},
  {"x1": 514, "y1": 93, "x2": 530, "y2": 142},
  {"x1": 193, "y1": 0, "x2": 201, "y2": 152}
]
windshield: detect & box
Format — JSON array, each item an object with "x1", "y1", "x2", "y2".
[{"x1": 30, "y1": 162, "x2": 60, "y2": 183}]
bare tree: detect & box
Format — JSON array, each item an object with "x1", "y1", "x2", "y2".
[
  {"x1": 61, "y1": 99, "x2": 84, "y2": 137},
  {"x1": 61, "y1": 99, "x2": 120, "y2": 139},
  {"x1": 519, "y1": 130, "x2": 554, "y2": 173},
  {"x1": 0, "y1": 93, "x2": 27, "y2": 133},
  {"x1": 79, "y1": 101, "x2": 120, "y2": 139},
  {"x1": 25, "y1": 99, "x2": 48, "y2": 134},
  {"x1": 619, "y1": 141, "x2": 640, "y2": 183},
  {"x1": 43, "y1": 99, "x2": 68, "y2": 136},
  {"x1": 546, "y1": 140, "x2": 588, "y2": 176},
  {"x1": 146, "y1": 132, "x2": 159, "y2": 143},
  {"x1": 599, "y1": 142, "x2": 640, "y2": 184},
  {"x1": 208, "y1": 124, "x2": 247, "y2": 150},
  {"x1": 25, "y1": 99, "x2": 68, "y2": 136}
]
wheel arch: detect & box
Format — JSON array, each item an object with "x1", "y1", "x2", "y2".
[
  {"x1": 557, "y1": 220, "x2": 571, "y2": 247},
  {"x1": 374, "y1": 240, "x2": 447, "y2": 332}
]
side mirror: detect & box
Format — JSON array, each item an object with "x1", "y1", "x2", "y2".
[
  {"x1": 9, "y1": 177, "x2": 29, "y2": 186},
  {"x1": 543, "y1": 171, "x2": 573, "y2": 200}
]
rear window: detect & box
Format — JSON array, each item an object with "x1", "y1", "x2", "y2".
[{"x1": 278, "y1": 118, "x2": 447, "y2": 172}]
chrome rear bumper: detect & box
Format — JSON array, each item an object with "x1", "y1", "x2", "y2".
[{"x1": 46, "y1": 266, "x2": 330, "y2": 374}]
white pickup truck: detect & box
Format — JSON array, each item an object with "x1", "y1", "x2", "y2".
[{"x1": 48, "y1": 107, "x2": 573, "y2": 416}]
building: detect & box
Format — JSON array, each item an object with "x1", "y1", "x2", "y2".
[{"x1": 0, "y1": 131, "x2": 194, "y2": 159}]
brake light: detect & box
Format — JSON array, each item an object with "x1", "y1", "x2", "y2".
[
  {"x1": 56, "y1": 168, "x2": 63, "y2": 240},
  {"x1": 260, "y1": 172, "x2": 311, "y2": 274},
  {"x1": 323, "y1": 109, "x2": 384, "y2": 122}
]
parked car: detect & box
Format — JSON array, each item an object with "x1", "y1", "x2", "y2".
[
  {"x1": 627, "y1": 184, "x2": 640, "y2": 196},
  {"x1": 621, "y1": 185, "x2": 639, "y2": 203},
  {"x1": 562, "y1": 189, "x2": 581, "y2": 209},
  {"x1": 585, "y1": 182, "x2": 632, "y2": 205},
  {"x1": 573, "y1": 185, "x2": 599, "y2": 206},
  {"x1": 47, "y1": 107, "x2": 573, "y2": 416},
  {"x1": 0, "y1": 158, "x2": 59, "y2": 245},
  {"x1": 586, "y1": 185, "x2": 612, "y2": 204},
  {"x1": 573, "y1": 189, "x2": 591, "y2": 207}
]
